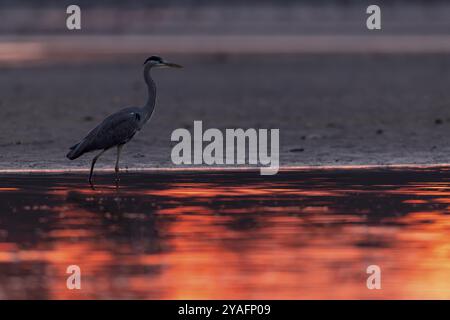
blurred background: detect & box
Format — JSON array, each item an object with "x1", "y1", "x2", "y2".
[
  {"x1": 3, "y1": 0, "x2": 450, "y2": 36},
  {"x1": 1, "y1": 0, "x2": 450, "y2": 169}
]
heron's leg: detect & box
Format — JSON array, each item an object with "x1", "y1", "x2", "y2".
[
  {"x1": 115, "y1": 144, "x2": 124, "y2": 182},
  {"x1": 89, "y1": 149, "x2": 107, "y2": 185}
]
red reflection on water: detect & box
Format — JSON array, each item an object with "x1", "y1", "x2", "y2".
[
  {"x1": 151, "y1": 183, "x2": 342, "y2": 198},
  {"x1": 0, "y1": 170, "x2": 449, "y2": 299}
]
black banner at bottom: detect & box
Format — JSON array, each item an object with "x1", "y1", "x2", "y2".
[{"x1": 0, "y1": 300, "x2": 446, "y2": 318}]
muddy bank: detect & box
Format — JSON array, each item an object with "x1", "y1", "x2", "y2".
[{"x1": 1, "y1": 54, "x2": 450, "y2": 170}]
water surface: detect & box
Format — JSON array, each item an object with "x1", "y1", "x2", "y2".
[{"x1": 0, "y1": 169, "x2": 449, "y2": 299}]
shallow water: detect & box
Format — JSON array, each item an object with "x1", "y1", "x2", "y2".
[{"x1": 0, "y1": 169, "x2": 449, "y2": 299}]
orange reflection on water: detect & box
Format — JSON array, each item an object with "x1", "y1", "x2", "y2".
[
  {"x1": 151, "y1": 183, "x2": 342, "y2": 198},
  {"x1": 0, "y1": 187, "x2": 19, "y2": 192},
  {"x1": 0, "y1": 169, "x2": 449, "y2": 299}
]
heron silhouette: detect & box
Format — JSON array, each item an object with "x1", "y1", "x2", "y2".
[{"x1": 66, "y1": 56, "x2": 182, "y2": 186}]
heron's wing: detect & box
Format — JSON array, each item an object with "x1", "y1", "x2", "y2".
[{"x1": 81, "y1": 109, "x2": 141, "y2": 152}]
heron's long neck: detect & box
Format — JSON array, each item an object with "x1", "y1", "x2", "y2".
[{"x1": 143, "y1": 65, "x2": 156, "y2": 122}]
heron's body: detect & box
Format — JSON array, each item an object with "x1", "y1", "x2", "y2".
[
  {"x1": 67, "y1": 107, "x2": 144, "y2": 160},
  {"x1": 66, "y1": 56, "x2": 181, "y2": 185}
]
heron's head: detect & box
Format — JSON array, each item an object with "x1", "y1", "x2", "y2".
[{"x1": 143, "y1": 56, "x2": 183, "y2": 68}]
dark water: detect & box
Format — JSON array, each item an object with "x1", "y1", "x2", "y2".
[{"x1": 0, "y1": 168, "x2": 449, "y2": 299}]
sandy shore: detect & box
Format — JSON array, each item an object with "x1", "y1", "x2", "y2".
[{"x1": 1, "y1": 53, "x2": 450, "y2": 170}]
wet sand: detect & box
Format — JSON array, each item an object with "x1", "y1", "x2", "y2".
[
  {"x1": 0, "y1": 168, "x2": 449, "y2": 299},
  {"x1": 1, "y1": 54, "x2": 450, "y2": 170}
]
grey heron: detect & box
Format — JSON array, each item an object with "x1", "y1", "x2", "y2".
[{"x1": 66, "y1": 56, "x2": 182, "y2": 185}]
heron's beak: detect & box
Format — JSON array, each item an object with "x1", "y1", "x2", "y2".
[{"x1": 163, "y1": 61, "x2": 183, "y2": 68}]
